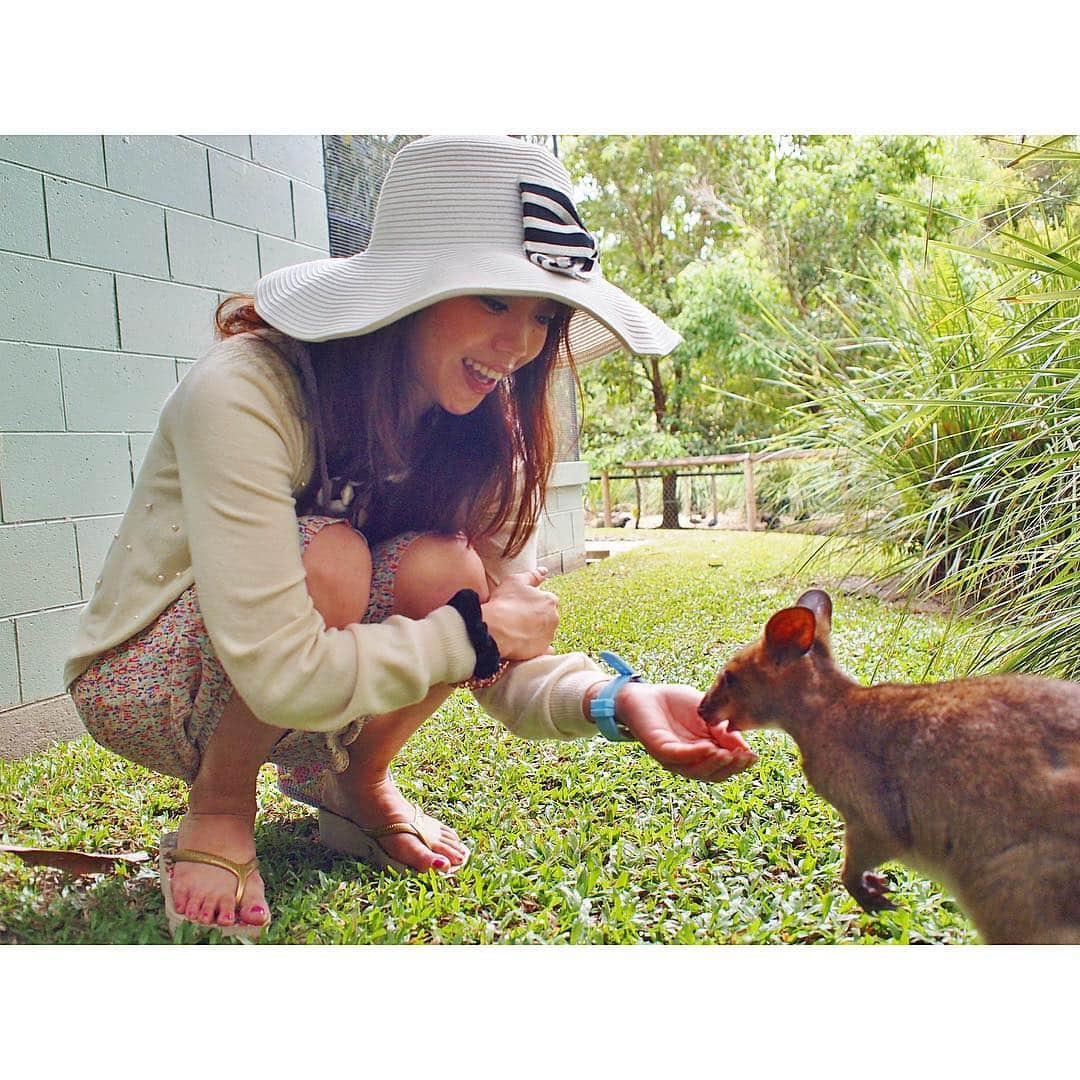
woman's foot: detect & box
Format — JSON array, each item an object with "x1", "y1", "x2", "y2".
[
  {"x1": 168, "y1": 811, "x2": 270, "y2": 928},
  {"x1": 320, "y1": 772, "x2": 469, "y2": 873}
]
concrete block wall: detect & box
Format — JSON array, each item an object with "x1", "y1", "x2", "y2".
[
  {"x1": 0, "y1": 135, "x2": 329, "y2": 756},
  {"x1": 537, "y1": 460, "x2": 590, "y2": 575}
]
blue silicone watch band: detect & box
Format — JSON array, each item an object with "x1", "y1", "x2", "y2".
[{"x1": 589, "y1": 650, "x2": 641, "y2": 742}]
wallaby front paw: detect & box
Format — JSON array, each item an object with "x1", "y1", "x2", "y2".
[{"x1": 849, "y1": 871, "x2": 896, "y2": 912}]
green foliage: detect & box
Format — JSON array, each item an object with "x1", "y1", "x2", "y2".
[
  {"x1": 563, "y1": 135, "x2": 967, "y2": 465},
  {"x1": 710, "y1": 135, "x2": 939, "y2": 317},
  {"x1": 670, "y1": 257, "x2": 794, "y2": 449},
  {"x1": 577, "y1": 420, "x2": 688, "y2": 474},
  {"x1": 562, "y1": 135, "x2": 740, "y2": 458},
  {"x1": 767, "y1": 136, "x2": 1080, "y2": 677},
  {"x1": 753, "y1": 458, "x2": 837, "y2": 527},
  {"x1": 0, "y1": 532, "x2": 979, "y2": 944},
  {"x1": 562, "y1": 135, "x2": 737, "y2": 318}
]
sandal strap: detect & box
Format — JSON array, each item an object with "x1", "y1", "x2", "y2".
[
  {"x1": 167, "y1": 847, "x2": 260, "y2": 907},
  {"x1": 367, "y1": 821, "x2": 425, "y2": 841},
  {"x1": 363, "y1": 805, "x2": 437, "y2": 851}
]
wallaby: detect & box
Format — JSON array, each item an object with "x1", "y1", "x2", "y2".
[{"x1": 698, "y1": 590, "x2": 1080, "y2": 944}]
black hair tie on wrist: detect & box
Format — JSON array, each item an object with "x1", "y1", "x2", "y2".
[{"x1": 447, "y1": 588, "x2": 501, "y2": 679}]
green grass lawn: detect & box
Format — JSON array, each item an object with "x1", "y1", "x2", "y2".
[{"x1": 0, "y1": 528, "x2": 980, "y2": 944}]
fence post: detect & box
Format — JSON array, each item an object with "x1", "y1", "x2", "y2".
[
  {"x1": 743, "y1": 454, "x2": 758, "y2": 532},
  {"x1": 601, "y1": 470, "x2": 612, "y2": 527},
  {"x1": 710, "y1": 474, "x2": 718, "y2": 523}
]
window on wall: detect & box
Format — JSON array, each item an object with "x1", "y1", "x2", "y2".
[
  {"x1": 322, "y1": 135, "x2": 421, "y2": 256},
  {"x1": 321, "y1": 134, "x2": 580, "y2": 461}
]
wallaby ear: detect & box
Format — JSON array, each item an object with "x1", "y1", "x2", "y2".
[
  {"x1": 795, "y1": 589, "x2": 833, "y2": 641},
  {"x1": 764, "y1": 606, "x2": 817, "y2": 662}
]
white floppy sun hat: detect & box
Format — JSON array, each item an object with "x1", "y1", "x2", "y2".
[{"x1": 255, "y1": 134, "x2": 681, "y2": 363}]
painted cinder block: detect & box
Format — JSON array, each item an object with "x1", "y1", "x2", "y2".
[
  {"x1": 165, "y1": 210, "x2": 260, "y2": 293},
  {"x1": 291, "y1": 180, "x2": 330, "y2": 251},
  {"x1": 550, "y1": 460, "x2": 590, "y2": 487},
  {"x1": 116, "y1": 275, "x2": 218, "y2": 359},
  {"x1": 569, "y1": 507, "x2": 585, "y2": 546},
  {"x1": 0, "y1": 695, "x2": 85, "y2": 759},
  {"x1": 0, "y1": 342, "x2": 63, "y2": 431},
  {"x1": 104, "y1": 135, "x2": 212, "y2": 215},
  {"x1": 45, "y1": 177, "x2": 169, "y2": 279},
  {"x1": 537, "y1": 552, "x2": 563, "y2": 576},
  {"x1": 60, "y1": 349, "x2": 177, "y2": 432},
  {"x1": 0, "y1": 521, "x2": 81, "y2": 618},
  {"x1": 562, "y1": 548, "x2": 586, "y2": 573},
  {"x1": 259, "y1": 235, "x2": 326, "y2": 276},
  {"x1": 550, "y1": 481, "x2": 587, "y2": 513},
  {"x1": 540, "y1": 507, "x2": 576, "y2": 553},
  {"x1": 0, "y1": 160, "x2": 48, "y2": 256},
  {"x1": 209, "y1": 150, "x2": 294, "y2": 238},
  {"x1": 15, "y1": 605, "x2": 85, "y2": 701},
  {"x1": 176, "y1": 359, "x2": 194, "y2": 382},
  {"x1": 188, "y1": 135, "x2": 251, "y2": 159},
  {"x1": 75, "y1": 515, "x2": 122, "y2": 598},
  {"x1": 0, "y1": 619, "x2": 18, "y2": 707},
  {"x1": 0, "y1": 251, "x2": 118, "y2": 350},
  {"x1": 0, "y1": 433, "x2": 132, "y2": 521},
  {"x1": 0, "y1": 135, "x2": 106, "y2": 185},
  {"x1": 251, "y1": 135, "x2": 326, "y2": 188}
]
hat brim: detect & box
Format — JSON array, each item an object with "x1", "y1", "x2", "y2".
[{"x1": 254, "y1": 248, "x2": 681, "y2": 364}]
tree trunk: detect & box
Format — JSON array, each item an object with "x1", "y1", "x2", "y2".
[{"x1": 660, "y1": 472, "x2": 681, "y2": 529}]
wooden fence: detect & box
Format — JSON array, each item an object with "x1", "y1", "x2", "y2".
[{"x1": 594, "y1": 449, "x2": 831, "y2": 531}]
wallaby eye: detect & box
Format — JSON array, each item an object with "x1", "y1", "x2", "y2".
[{"x1": 721, "y1": 671, "x2": 738, "y2": 690}]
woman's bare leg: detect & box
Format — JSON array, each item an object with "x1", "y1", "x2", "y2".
[
  {"x1": 169, "y1": 693, "x2": 282, "y2": 927},
  {"x1": 319, "y1": 533, "x2": 489, "y2": 872},
  {"x1": 171, "y1": 527, "x2": 487, "y2": 924},
  {"x1": 169, "y1": 523, "x2": 372, "y2": 928}
]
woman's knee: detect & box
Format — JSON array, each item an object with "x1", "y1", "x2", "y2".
[
  {"x1": 393, "y1": 533, "x2": 488, "y2": 620},
  {"x1": 302, "y1": 522, "x2": 372, "y2": 630}
]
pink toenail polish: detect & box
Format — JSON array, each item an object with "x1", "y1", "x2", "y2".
[
  {"x1": 433, "y1": 858, "x2": 449, "y2": 870},
  {"x1": 250, "y1": 906, "x2": 265, "y2": 915}
]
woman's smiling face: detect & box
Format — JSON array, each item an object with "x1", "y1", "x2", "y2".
[{"x1": 404, "y1": 295, "x2": 564, "y2": 415}]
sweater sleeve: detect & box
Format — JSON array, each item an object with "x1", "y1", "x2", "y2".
[
  {"x1": 470, "y1": 518, "x2": 608, "y2": 740},
  {"x1": 473, "y1": 653, "x2": 609, "y2": 740},
  {"x1": 165, "y1": 351, "x2": 475, "y2": 732}
]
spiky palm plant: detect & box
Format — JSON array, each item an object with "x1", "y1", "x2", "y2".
[{"x1": 764, "y1": 142, "x2": 1080, "y2": 677}]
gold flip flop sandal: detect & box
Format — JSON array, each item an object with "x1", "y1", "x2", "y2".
[
  {"x1": 158, "y1": 831, "x2": 269, "y2": 941},
  {"x1": 318, "y1": 804, "x2": 469, "y2": 876}
]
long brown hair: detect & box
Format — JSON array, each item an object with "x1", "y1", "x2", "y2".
[{"x1": 215, "y1": 296, "x2": 575, "y2": 558}]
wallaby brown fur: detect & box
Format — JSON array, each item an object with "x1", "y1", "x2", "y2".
[{"x1": 698, "y1": 590, "x2": 1080, "y2": 944}]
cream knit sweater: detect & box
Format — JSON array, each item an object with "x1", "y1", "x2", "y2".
[{"x1": 64, "y1": 332, "x2": 605, "y2": 739}]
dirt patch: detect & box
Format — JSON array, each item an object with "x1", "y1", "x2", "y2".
[{"x1": 832, "y1": 575, "x2": 954, "y2": 615}]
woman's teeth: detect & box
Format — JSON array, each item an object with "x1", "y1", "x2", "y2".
[{"x1": 463, "y1": 357, "x2": 503, "y2": 383}]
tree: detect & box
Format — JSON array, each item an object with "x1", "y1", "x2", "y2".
[
  {"x1": 670, "y1": 255, "x2": 792, "y2": 450},
  {"x1": 561, "y1": 135, "x2": 741, "y2": 526},
  {"x1": 689, "y1": 135, "x2": 939, "y2": 320},
  {"x1": 562, "y1": 135, "x2": 991, "y2": 528}
]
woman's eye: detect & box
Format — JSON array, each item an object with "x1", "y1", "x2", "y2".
[{"x1": 480, "y1": 296, "x2": 508, "y2": 313}]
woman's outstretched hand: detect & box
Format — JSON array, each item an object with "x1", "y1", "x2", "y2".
[
  {"x1": 594, "y1": 682, "x2": 758, "y2": 783},
  {"x1": 481, "y1": 567, "x2": 559, "y2": 661}
]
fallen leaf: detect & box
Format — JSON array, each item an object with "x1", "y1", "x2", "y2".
[{"x1": 0, "y1": 845, "x2": 150, "y2": 877}]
